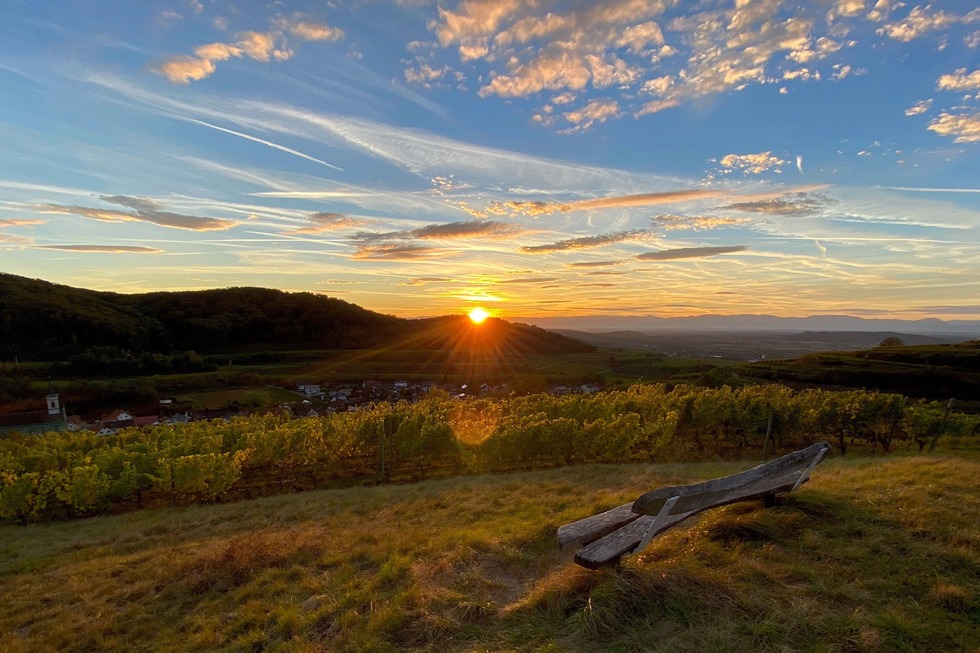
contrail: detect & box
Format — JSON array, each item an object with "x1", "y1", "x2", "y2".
[
  {"x1": 884, "y1": 186, "x2": 980, "y2": 193},
  {"x1": 177, "y1": 116, "x2": 343, "y2": 172}
]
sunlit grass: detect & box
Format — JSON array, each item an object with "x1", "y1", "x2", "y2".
[{"x1": 1, "y1": 455, "x2": 977, "y2": 652}]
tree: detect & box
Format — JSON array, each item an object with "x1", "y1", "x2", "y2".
[{"x1": 878, "y1": 336, "x2": 905, "y2": 347}]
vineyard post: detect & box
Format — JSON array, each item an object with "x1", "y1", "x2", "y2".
[{"x1": 762, "y1": 409, "x2": 774, "y2": 458}]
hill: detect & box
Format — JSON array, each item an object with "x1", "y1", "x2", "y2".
[
  {"x1": 522, "y1": 313, "x2": 980, "y2": 336},
  {"x1": 0, "y1": 273, "x2": 592, "y2": 361},
  {"x1": 1, "y1": 455, "x2": 976, "y2": 652},
  {"x1": 552, "y1": 328, "x2": 960, "y2": 360},
  {"x1": 733, "y1": 341, "x2": 980, "y2": 404}
]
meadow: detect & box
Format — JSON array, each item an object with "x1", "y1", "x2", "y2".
[{"x1": 1, "y1": 454, "x2": 977, "y2": 652}]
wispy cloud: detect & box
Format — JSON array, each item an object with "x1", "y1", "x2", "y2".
[
  {"x1": 720, "y1": 194, "x2": 830, "y2": 216},
  {"x1": 38, "y1": 196, "x2": 238, "y2": 231},
  {"x1": 402, "y1": 276, "x2": 456, "y2": 286},
  {"x1": 481, "y1": 190, "x2": 724, "y2": 218},
  {"x1": 651, "y1": 214, "x2": 751, "y2": 230},
  {"x1": 635, "y1": 245, "x2": 748, "y2": 261},
  {"x1": 34, "y1": 245, "x2": 164, "y2": 253},
  {"x1": 285, "y1": 212, "x2": 366, "y2": 234},
  {"x1": 494, "y1": 276, "x2": 560, "y2": 284},
  {"x1": 356, "y1": 220, "x2": 528, "y2": 243},
  {"x1": 351, "y1": 244, "x2": 459, "y2": 260},
  {"x1": 566, "y1": 260, "x2": 625, "y2": 268},
  {"x1": 521, "y1": 229, "x2": 653, "y2": 254},
  {"x1": 0, "y1": 218, "x2": 45, "y2": 226}
]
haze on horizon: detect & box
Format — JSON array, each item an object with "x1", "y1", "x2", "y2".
[{"x1": 0, "y1": 0, "x2": 978, "y2": 322}]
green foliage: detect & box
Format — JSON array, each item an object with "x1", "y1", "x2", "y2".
[{"x1": 1, "y1": 385, "x2": 976, "y2": 522}]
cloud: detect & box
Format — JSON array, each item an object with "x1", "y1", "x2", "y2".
[
  {"x1": 355, "y1": 220, "x2": 528, "y2": 243},
  {"x1": 155, "y1": 18, "x2": 343, "y2": 83},
  {"x1": 0, "y1": 218, "x2": 45, "y2": 227},
  {"x1": 566, "y1": 260, "x2": 625, "y2": 268},
  {"x1": 651, "y1": 214, "x2": 751, "y2": 230},
  {"x1": 720, "y1": 194, "x2": 829, "y2": 216},
  {"x1": 155, "y1": 57, "x2": 217, "y2": 84},
  {"x1": 287, "y1": 21, "x2": 344, "y2": 42},
  {"x1": 905, "y1": 99, "x2": 934, "y2": 116},
  {"x1": 936, "y1": 68, "x2": 980, "y2": 92},
  {"x1": 914, "y1": 305, "x2": 980, "y2": 315},
  {"x1": 494, "y1": 276, "x2": 560, "y2": 284},
  {"x1": 485, "y1": 189, "x2": 725, "y2": 218},
  {"x1": 421, "y1": 1, "x2": 978, "y2": 133},
  {"x1": 38, "y1": 196, "x2": 238, "y2": 231},
  {"x1": 560, "y1": 98, "x2": 621, "y2": 133},
  {"x1": 718, "y1": 152, "x2": 789, "y2": 175},
  {"x1": 635, "y1": 245, "x2": 748, "y2": 261},
  {"x1": 927, "y1": 112, "x2": 980, "y2": 142},
  {"x1": 34, "y1": 245, "x2": 164, "y2": 253},
  {"x1": 287, "y1": 212, "x2": 366, "y2": 234},
  {"x1": 402, "y1": 276, "x2": 456, "y2": 286},
  {"x1": 878, "y1": 6, "x2": 979, "y2": 42},
  {"x1": 583, "y1": 270, "x2": 627, "y2": 276},
  {"x1": 0, "y1": 234, "x2": 33, "y2": 245},
  {"x1": 521, "y1": 229, "x2": 653, "y2": 254},
  {"x1": 351, "y1": 244, "x2": 459, "y2": 260}
]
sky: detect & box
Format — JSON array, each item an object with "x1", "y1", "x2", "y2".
[{"x1": 1, "y1": 0, "x2": 979, "y2": 321}]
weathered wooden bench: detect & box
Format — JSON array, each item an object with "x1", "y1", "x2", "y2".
[{"x1": 557, "y1": 441, "x2": 831, "y2": 569}]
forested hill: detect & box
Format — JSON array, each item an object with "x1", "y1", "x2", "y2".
[{"x1": 0, "y1": 273, "x2": 592, "y2": 360}]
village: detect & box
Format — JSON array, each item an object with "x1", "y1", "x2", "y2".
[{"x1": 0, "y1": 379, "x2": 605, "y2": 437}]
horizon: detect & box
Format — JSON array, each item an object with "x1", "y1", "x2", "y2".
[{"x1": 1, "y1": 1, "x2": 978, "y2": 321}]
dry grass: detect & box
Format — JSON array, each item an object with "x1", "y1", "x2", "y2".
[{"x1": 0, "y1": 455, "x2": 978, "y2": 652}]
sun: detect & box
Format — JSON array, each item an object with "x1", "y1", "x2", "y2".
[{"x1": 468, "y1": 307, "x2": 490, "y2": 324}]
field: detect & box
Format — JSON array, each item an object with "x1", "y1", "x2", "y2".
[{"x1": 2, "y1": 454, "x2": 977, "y2": 652}]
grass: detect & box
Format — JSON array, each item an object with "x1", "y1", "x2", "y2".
[{"x1": 1, "y1": 454, "x2": 977, "y2": 652}]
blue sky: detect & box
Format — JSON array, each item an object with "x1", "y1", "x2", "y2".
[{"x1": 1, "y1": 0, "x2": 978, "y2": 320}]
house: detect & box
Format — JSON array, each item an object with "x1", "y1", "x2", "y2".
[
  {"x1": 99, "y1": 409, "x2": 135, "y2": 431},
  {"x1": 0, "y1": 394, "x2": 68, "y2": 435},
  {"x1": 298, "y1": 384, "x2": 326, "y2": 399}
]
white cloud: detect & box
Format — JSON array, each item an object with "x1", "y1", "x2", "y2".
[
  {"x1": 878, "y1": 6, "x2": 979, "y2": 42},
  {"x1": 560, "y1": 99, "x2": 621, "y2": 133},
  {"x1": 155, "y1": 16, "x2": 344, "y2": 83},
  {"x1": 718, "y1": 152, "x2": 789, "y2": 175},
  {"x1": 288, "y1": 21, "x2": 344, "y2": 42},
  {"x1": 937, "y1": 68, "x2": 980, "y2": 92},
  {"x1": 927, "y1": 112, "x2": 980, "y2": 142},
  {"x1": 904, "y1": 99, "x2": 933, "y2": 116}
]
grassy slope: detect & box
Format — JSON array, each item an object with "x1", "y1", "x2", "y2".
[{"x1": 1, "y1": 455, "x2": 977, "y2": 653}]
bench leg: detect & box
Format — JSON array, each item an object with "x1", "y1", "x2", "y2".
[
  {"x1": 791, "y1": 447, "x2": 827, "y2": 492},
  {"x1": 635, "y1": 495, "x2": 680, "y2": 554}
]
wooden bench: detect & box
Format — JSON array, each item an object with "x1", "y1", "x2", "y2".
[{"x1": 557, "y1": 441, "x2": 831, "y2": 569}]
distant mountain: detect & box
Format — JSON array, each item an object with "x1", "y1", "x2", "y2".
[
  {"x1": 0, "y1": 273, "x2": 592, "y2": 360},
  {"x1": 516, "y1": 314, "x2": 980, "y2": 336}
]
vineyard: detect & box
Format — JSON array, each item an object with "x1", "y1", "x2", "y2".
[{"x1": 1, "y1": 384, "x2": 975, "y2": 523}]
